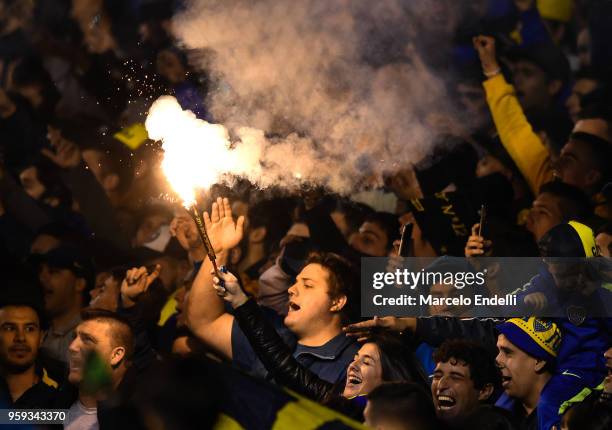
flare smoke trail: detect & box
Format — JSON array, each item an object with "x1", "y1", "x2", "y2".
[{"x1": 147, "y1": 0, "x2": 464, "y2": 194}]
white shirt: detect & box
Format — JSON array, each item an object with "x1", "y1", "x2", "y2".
[{"x1": 65, "y1": 400, "x2": 98, "y2": 430}]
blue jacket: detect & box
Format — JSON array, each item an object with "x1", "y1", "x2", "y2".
[{"x1": 515, "y1": 267, "x2": 612, "y2": 374}]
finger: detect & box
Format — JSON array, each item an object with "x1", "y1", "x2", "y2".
[
  {"x1": 343, "y1": 320, "x2": 377, "y2": 332},
  {"x1": 211, "y1": 202, "x2": 220, "y2": 223},
  {"x1": 147, "y1": 264, "x2": 161, "y2": 286},
  {"x1": 169, "y1": 219, "x2": 178, "y2": 236},
  {"x1": 217, "y1": 197, "x2": 224, "y2": 219},
  {"x1": 203, "y1": 211, "x2": 212, "y2": 229},
  {"x1": 223, "y1": 197, "x2": 231, "y2": 218},
  {"x1": 236, "y1": 215, "x2": 245, "y2": 233},
  {"x1": 41, "y1": 148, "x2": 58, "y2": 162},
  {"x1": 471, "y1": 223, "x2": 480, "y2": 236}
]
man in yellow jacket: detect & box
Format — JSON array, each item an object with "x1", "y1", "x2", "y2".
[{"x1": 473, "y1": 36, "x2": 611, "y2": 219}]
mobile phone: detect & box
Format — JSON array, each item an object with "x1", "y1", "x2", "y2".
[
  {"x1": 478, "y1": 205, "x2": 487, "y2": 237},
  {"x1": 398, "y1": 223, "x2": 413, "y2": 257}
]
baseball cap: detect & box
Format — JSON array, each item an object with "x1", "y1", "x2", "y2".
[
  {"x1": 497, "y1": 317, "x2": 562, "y2": 361},
  {"x1": 38, "y1": 246, "x2": 95, "y2": 290},
  {"x1": 538, "y1": 221, "x2": 598, "y2": 258}
]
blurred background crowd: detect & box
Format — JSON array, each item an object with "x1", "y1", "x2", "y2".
[{"x1": 0, "y1": 1, "x2": 611, "y2": 429}]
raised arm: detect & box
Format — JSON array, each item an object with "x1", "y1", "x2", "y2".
[
  {"x1": 473, "y1": 35, "x2": 553, "y2": 194},
  {"x1": 185, "y1": 197, "x2": 244, "y2": 360}
]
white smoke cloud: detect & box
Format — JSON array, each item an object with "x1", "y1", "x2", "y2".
[{"x1": 148, "y1": 0, "x2": 463, "y2": 195}]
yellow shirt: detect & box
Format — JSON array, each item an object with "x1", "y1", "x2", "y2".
[{"x1": 483, "y1": 74, "x2": 554, "y2": 194}]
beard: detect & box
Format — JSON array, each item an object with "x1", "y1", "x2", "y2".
[{"x1": 1, "y1": 351, "x2": 36, "y2": 374}]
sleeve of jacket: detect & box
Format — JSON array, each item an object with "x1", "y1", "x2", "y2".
[
  {"x1": 233, "y1": 298, "x2": 334, "y2": 402},
  {"x1": 415, "y1": 317, "x2": 501, "y2": 355},
  {"x1": 483, "y1": 74, "x2": 554, "y2": 194}
]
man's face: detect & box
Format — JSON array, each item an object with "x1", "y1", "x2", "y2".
[
  {"x1": 565, "y1": 79, "x2": 598, "y2": 123},
  {"x1": 39, "y1": 264, "x2": 83, "y2": 318},
  {"x1": 349, "y1": 222, "x2": 389, "y2": 257},
  {"x1": 512, "y1": 60, "x2": 555, "y2": 112},
  {"x1": 431, "y1": 358, "x2": 486, "y2": 424},
  {"x1": 545, "y1": 261, "x2": 596, "y2": 294},
  {"x1": 555, "y1": 140, "x2": 599, "y2": 191},
  {"x1": 343, "y1": 343, "x2": 383, "y2": 398},
  {"x1": 284, "y1": 264, "x2": 341, "y2": 339},
  {"x1": 496, "y1": 334, "x2": 541, "y2": 401},
  {"x1": 526, "y1": 192, "x2": 563, "y2": 241},
  {"x1": 19, "y1": 166, "x2": 46, "y2": 201},
  {"x1": 89, "y1": 273, "x2": 119, "y2": 311},
  {"x1": 457, "y1": 83, "x2": 488, "y2": 128},
  {"x1": 429, "y1": 283, "x2": 468, "y2": 317},
  {"x1": 134, "y1": 214, "x2": 170, "y2": 248},
  {"x1": 68, "y1": 319, "x2": 115, "y2": 384},
  {"x1": 595, "y1": 232, "x2": 612, "y2": 257},
  {"x1": 0, "y1": 306, "x2": 41, "y2": 372}
]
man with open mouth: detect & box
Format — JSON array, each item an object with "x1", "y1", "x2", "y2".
[
  {"x1": 495, "y1": 317, "x2": 562, "y2": 430},
  {"x1": 430, "y1": 339, "x2": 500, "y2": 428}
]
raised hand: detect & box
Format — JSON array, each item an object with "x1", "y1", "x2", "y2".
[
  {"x1": 121, "y1": 265, "x2": 161, "y2": 307},
  {"x1": 211, "y1": 269, "x2": 248, "y2": 309},
  {"x1": 203, "y1": 197, "x2": 245, "y2": 254},
  {"x1": 465, "y1": 223, "x2": 492, "y2": 257},
  {"x1": 343, "y1": 316, "x2": 416, "y2": 342},
  {"x1": 524, "y1": 292, "x2": 547, "y2": 311},
  {"x1": 41, "y1": 127, "x2": 82, "y2": 169},
  {"x1": 472, "y1": 35, "x2": 500, "y2": 76}
]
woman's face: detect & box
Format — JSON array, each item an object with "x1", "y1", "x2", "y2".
[{"x1": 343, "y1": 343, "x2": 384, "y2": 398}]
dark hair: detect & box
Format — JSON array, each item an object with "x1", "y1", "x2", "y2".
[
  {"x1": 0, "y1": 267, "x2": 47, "y2": 330},
  {"x1": 91, "y1": 137, "x2": 135, "y2": 194},
  {"x1": 566, "y1": 399, "x2": 612, "y2": 430},
  {"x1": 305, "y1": 252, "x2": 359, "y2": 323},
  {"x1": 365, "y1": 332, "x2": 429, "y2": 389},
  {"x1": 364, "y1": 211, "x2": 401, "y2": 251},
  {"x1": 11, "y1": 56, "x2": 60, "y2": 117},
  {"x1": 462, "y1": 405, "x2": 519, "y2": 430},
  {"x1": 248, "y1": 198, "x2": 294, "y2": 256},
  {"x1": 433, "y1": 339, "x2": 501, "y2": 392},
  {"x1": 367, "y1": 382, "x2": 438, "y2": 430},
  {"x1": 334, "y1": 200, "x2": 375, "y2": 237},
  {"x1": 538, "y1": 181, "x2": 593, "y2": 222},
  {"x1": 568, "y1": 132, "x2": 612, "y2": 189},
  {"x1": 81, "y1": 308, "x2": 134, "y2": 361}
]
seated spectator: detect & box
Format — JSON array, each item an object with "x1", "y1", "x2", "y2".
[
  {"x1": 36, "y1": 246, "x2": 94, "y2": 364},
  {"x1": 431, "y1": 339, "x2": 500, "y2": 428},
  {"x1": 364, "y1": 382, "x2": 439, "y2": 430}
]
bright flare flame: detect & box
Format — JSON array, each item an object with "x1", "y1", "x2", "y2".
[{"x1": 145, "y1": 96, "x2": 263, "y2": 204}]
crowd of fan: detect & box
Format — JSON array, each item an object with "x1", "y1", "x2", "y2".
[{"x1": 1, "y1": 1, "x2": 611, "y2": 429}]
